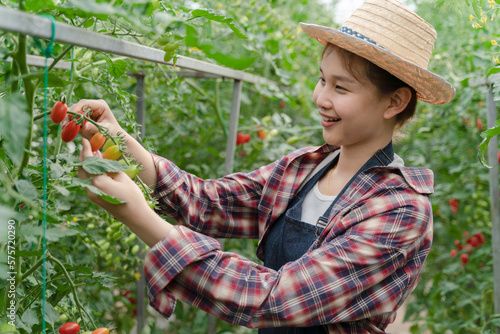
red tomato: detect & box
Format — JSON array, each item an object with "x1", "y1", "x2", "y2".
[
  {"x1": 474, "y1": 232, "x2": 485, "y2": 245},
  {"x1": 460, "y1": 253, "x2": 469, "y2": 265},
  {"x1": 58, "y1": 322, "x2": 80, "y2": 334},
  {"x1": 91, "y1": 328, "x2": 110, "y2": 334},
  {"x1": 61, "y1": 121, "x2": 81, "y2": 142},
  {"x1": 90, "y1": 132, "x2": 106, "y2": 151},
  {"x1": 102, "y1": 145, "x2": 121, "y2": 160},
  {"x1": 450, "y1": 249, "x2": 457, "y2": 257},
  {"x1": 51, "y1": 101, "x2": 68, "y2": 123},
  {"x1": 236, "y1": 133, "x2": 251, "y2": 145},
  {"x1": 448, "y1": 198, "x2": 459, "y2": 215},
  {"x1": 476, "y1": 117, "x2": 484, "y2": 131},
  {"x1": 236, "y1": 133, "x2": 246, "y2": 145}
]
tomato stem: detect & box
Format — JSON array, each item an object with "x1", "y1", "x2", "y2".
[{"x1": 48, "y1": 254, "x2": 97, "y2": 330}]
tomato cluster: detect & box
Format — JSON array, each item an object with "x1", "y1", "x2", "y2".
[
  {"x1": 49, "y1": 101, "x2": 141, "y2": 180},
  {"x1": 450, "y1": 231, "x2": 486, "y2": 265}
]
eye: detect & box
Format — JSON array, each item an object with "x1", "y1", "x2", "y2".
[
  {"x1": 319, "y1": 77, "x2": 326, "y2": 84},
  {"x1": 335, "y1": 85, "x2": 347, "y2": 92}
]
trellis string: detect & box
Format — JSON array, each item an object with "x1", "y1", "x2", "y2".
[{"x1": 33, "y1": 14, "x2": 56, "y2": 334}]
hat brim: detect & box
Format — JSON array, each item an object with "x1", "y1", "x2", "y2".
[{"x1": 300, "y1": 23, "x2": 455, "y2": 105}]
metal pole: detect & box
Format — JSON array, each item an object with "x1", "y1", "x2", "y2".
[
  {"x1": 206, "y1": 79, "x2": 243, "y2": 334},
  {"x1": 224, "y1": 79, "x2": 243, "y2": 175},
  {"x1": 135, "y1": 73, "x2": 146, "y2": 140},
  {"x1": 486, "y1": 85, "x2": 500, "y2": 334}
]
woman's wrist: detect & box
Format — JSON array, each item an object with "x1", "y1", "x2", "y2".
[{"x1": 123, "y1": 206, "x2": 174, "y2": 248}]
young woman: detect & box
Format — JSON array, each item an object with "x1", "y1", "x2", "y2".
[{"x1": 75, "y1": 0, "x2": 454, "y2": 332}]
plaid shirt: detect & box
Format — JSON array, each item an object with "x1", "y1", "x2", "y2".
[{"x1": 145, "y1": 144, "x2": 434, "y2": 333}]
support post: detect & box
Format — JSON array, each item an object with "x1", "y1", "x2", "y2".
[
  {"x1": 224, "y1": 79, "x2": 243, "y2": 175},
  {"x1": 206, "y1": 79, "x2": 243, "y2": 334},
  {"x1": 486, "y1": 85, "x2": 500, "y2": 334}
]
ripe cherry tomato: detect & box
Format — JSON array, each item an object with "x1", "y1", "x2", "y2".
[
  {"x1": 58, "y1": 322, "x2": 80, "y2": 334},
  {"x1": 61, "y1": 121, "x2": 81, "y2": 142},
  {"x1": 51, "y1": 101, "x2": 68, "y2": 123},
  {"x1": 90, "y1": 132, "x2": 106, "y2": 151},
  {"x1": 102, "y1": 145, "x2": 121, "y2": 160},
  {"x1": 92, "y1": 328, "x2": 110, "y2": 334},
  {"x1": 236, "y1": 133, "x2": 251, "y2": 145}
]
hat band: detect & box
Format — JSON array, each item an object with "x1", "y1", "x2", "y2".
[{"x1": 338, "y1": 26, "x2": 386, "y2": 50}]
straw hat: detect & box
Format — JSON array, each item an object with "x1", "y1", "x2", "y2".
[{"x1": 300, "y1": 0, "x2": 455, "y2": 105}]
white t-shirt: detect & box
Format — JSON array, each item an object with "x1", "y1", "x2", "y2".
[{"x1": 300, "y1": 153, "x2": 405, "y2": 226}]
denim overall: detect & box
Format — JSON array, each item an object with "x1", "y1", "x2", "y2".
[{"x1": 259, "y1": 143, "x2": 394, "y2": 334}]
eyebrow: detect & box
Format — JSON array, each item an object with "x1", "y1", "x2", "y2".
[{"x1": 319, "y1": 67, "x2": 357, "y2": 84}]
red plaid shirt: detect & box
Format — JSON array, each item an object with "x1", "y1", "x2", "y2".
[{"x1": 144, "y1": 144, "x2": 434, "y2": 333}]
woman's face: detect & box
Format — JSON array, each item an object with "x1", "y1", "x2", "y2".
[{"x1": 313, "y1": 48, "x2": 395, "y2": 151}]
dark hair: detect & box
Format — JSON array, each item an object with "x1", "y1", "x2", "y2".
[{"x1": 322, "y1": 44, "x2": 417, "y2": 128}]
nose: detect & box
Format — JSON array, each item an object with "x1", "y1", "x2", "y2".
[{"x1": 313, "y1": 83, "x2": 333, "y2": 111}]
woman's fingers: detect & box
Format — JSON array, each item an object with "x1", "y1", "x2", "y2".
[{"x1": 77, "y1": 138, "x2": 94, "y2": 180}]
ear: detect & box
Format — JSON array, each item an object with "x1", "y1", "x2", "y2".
[{"x1": 383, "y1": 87, "x2": 412, "y2": 120}]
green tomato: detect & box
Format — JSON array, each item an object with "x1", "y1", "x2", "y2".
[
  {"x1": 102, "y1": 139, "x2": 115, "y2": 152},
  {"x1": 131, "y1": 244, "x2": 140, "y2": 255},
  {"x1": 118, "y1": 160, "x2": 140, "y2": 179}
]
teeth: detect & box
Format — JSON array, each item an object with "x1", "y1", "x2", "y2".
[{"x1": 323, "y1": 117, "x2": 340, "y2": 122}]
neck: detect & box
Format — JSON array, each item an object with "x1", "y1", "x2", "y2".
[{"x1": 336, "y1": 138, "x2": 393, "y2": 174}]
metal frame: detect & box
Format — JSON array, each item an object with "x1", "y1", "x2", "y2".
[
  {"x1": 471, "y1": 76, "x2": 500, "y2": 334},
  {"x1": 0, "y1": 6, "x2": 279, "y2": 334}
]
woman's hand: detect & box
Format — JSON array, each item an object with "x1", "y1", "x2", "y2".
[
  {"x1": 78, "y1": 138, "x2": 148, "y2": 224},
  {"x1": 68, "y1": 99, "x2": 125, "y2": 140},
  {"x1": 68, "y1": 98, "x2": 158, "y2": 188},
  {"x1": 78, "y1": 138, "x2": 173, "y2": 247}
]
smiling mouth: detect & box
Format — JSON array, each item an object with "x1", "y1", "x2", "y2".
[{"x1": 322, "y1": 116, "x2": 341, "y2": 122}]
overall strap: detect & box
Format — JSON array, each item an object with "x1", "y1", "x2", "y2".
[{"x1": 315, "y1": 141, "x2": 395, "y2": 233}]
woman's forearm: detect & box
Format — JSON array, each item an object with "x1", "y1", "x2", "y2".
[{"x1": 122, "y1": 132, "x2": 158, "y2": 189}]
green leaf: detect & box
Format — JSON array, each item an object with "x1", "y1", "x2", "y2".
[
  {"x1": 0, "y1": 93, "x2": 30, "y2": 167},
  {"x1": 191, "y1": 9, "x2": 247, "y2": 39},
  {"x1": 69, "y1": 178, "x2": 126, "y2": 204},
  {"x1": 92, "y1": 272, "x2": 116, "y2": 288},
  {"x1": 80, "y1": 156, "x2": 128, "y2": 174},
  {"x1": 44, "y1": 302, "x2": 60, "y2": 326},
  {"x1": 21, "y1": 225, "x2": 78, "y2": 241},
  {"x1": 105, "y1": 58, "x2": 128, "y2": 79},
  {"x1": 14, "y1": 179, "x2": 38, "y2": 201},
  {"x1": 21, "y1": 309, "x2": 38, "y2": 327},
  {"x1": 477, "y1": 119, "x2": 500, "y2": 167},
  {"x1": 487, "y1": 67, "x2": 500, "y2": 77},
  {"x1": 472, "y1": 0, "x2": 481, "y2": 18}
]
